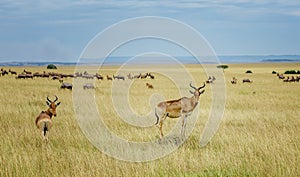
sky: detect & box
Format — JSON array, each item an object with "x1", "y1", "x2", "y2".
[{"x1": 0, "y1": 0, "x2": 300, "y2": 62}]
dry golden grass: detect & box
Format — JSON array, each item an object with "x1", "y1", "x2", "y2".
[{"x1": 0, "y1": 63, "x2": 299, "y2": 176}]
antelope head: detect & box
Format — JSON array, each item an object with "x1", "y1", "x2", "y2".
[
  {"x1": 46, "y1": 96, "x2": 61, "y2": 117},
  {"x1": 189, "y1": 82, "x2": 205, "y2": 97}
]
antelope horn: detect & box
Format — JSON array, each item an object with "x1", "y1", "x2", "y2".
[
  {"x1": 47, "y1": 96, "x2": 52, "y2": 103},
  {"x1": 189, "y1": 82, "x2": 197, "y2": 90},
  {"x1": 54, "y1": 95, "x2": 58, "y2": 102},
  {"x1": 198, "y1": 82, "x2": 206, "y2": 90}
]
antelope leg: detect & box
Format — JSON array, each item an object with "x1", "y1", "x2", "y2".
[{"x1": 180, "y1": 115, "x2": 187, "y2": 136}]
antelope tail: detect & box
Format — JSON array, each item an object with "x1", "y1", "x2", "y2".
[
  {"x1": 43, "y1": 121, "x2": 49, "y2": 136},
  {"x1": 154, "y1": 108, "x2": 160, "y2": 125}
]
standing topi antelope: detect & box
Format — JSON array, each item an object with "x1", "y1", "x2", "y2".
[
  {"x1": 35, "y1": 96, "x2": 61, "y2": 142},
  {"x1": 154, "y1": 82, "x2": 205, "y2": 138}
]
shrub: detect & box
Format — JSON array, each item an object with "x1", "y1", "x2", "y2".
[
  {"x1": 272, "y1": 71, "x2": 277, "y2": 74},
  {"x1": 284, "y1": 70, "x2": 300, "y2": 74},
  {"x1": 245, "y1": 70, "x2": 252, "y2": 73},
  {"x1": 47, "y1": 64, "x2": 57, "y2": 69},
  {"x1": 217, "y1": 65, "x2": 229, "y2": 69}
]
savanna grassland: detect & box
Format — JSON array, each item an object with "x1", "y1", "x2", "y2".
[{"x1": 0, "y1": 63, "x2": 299, "y2": 177}]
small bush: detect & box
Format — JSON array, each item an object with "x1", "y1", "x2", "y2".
[
  {"x1": 284, "y1": 70, "x2": 300, "y2": 74},
  {"x1": 272, "y1": 71, "x2": 277, "y2": 74},
  {"x1": 245, "y1": 70, "x2": 252, "y2": 73},
  {"x1": 47, "y1": 64, "x2": 57, "y2": 69},
  {"x1": 217, "y1": 65, "x2": 229, "y2": 69}
]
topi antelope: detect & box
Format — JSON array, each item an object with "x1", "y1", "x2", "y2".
[
  {"x1": 35, "y1": 96, "x2": 61, "y2": 142},
  {"x1": 146, "y1": 83, "x2": 154, "y2": 89},
  {"x1": 155, "y1": 82, "x2": 205, "y2": 138}
]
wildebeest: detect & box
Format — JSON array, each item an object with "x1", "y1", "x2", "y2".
[
  {"x1": 107, "y1": 75, "x2": 113, "y2": 80},
  {"x1": 283, "y1": 77, "x2": 289, "y2": 82},
  {"x1": 83, "y1": 83, "x2": 95, "y2": 89},
  {"x1": 146, "y1": 83, "x2": 154, "y2": 89},
  {"x1": 113, "y1": 75, "x2": 125, "y2": 80},
  {"x1": 60, "y1": 82, "x2": 72, "y2": 90},
  {"x1": 231, "y1": 77, "x2": 237, "y2": 84},
  {"x1": 82, "y1": 74, "x2": 94, "y2": 79},
  {"x1": 277, "y1": 73, "x2": 285, "y2": 79},
  {"x1": 35, "y1": 96, "x2": 60, "y2": 142},
  {"x1": 243, "y1": 79, "x2": 252, "y2": 83},
  {"x1": 52, "y1": 76, "x2": 61, "y2": 80},
  {"x1": 154, "y1": 82, "x2": 205, "y2": 138},
  {"x1": 15, "y1": 74, "x2": 33, "y2": 79}
]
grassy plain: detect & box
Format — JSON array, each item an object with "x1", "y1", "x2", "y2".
[{"x1": 0, "y1": 63, "x2": 299, "y2": 176}]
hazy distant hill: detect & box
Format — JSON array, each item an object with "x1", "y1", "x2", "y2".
[{"x1": 1, "y1": 55, "x2": 300, "y2": 66}]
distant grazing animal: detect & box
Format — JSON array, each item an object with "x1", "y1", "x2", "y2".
[
  {"x1": 134, "y1": 73, "x2": 141, "y2": 79},
  {"x1": 95, "y1": 73, "x2": 103, "y2": 80},
  {"x1": 289, "y1": 76, "x2": 296, "y2": 82},
  {"x1": 9, "y1": 69, "x2": 17, "y2": 75},
  {"x1": 283, "y1": 77, "x2": 289, "y2": 82},
  {"x1": 82, "y1": 74, "x2": 94, "y2": 79},
  {"x1": 52, "y1": 76, "x2": 61, "y2": 80},
  {"x1": 127, "y1": 73, "x2": 133, "y2": 79},
  {"x1": 15, "y1": 74, "x2": 33, "y2": 79},
  {"x1": 206, "y1": 76, "x2": 216, "y2": 84},
  {"x1": 148, "y1": 73, "x2": 155, "y2": 79},
  {"x1": 113, "y1": 75, "x2": 125, "y2": 80},
  {"x1": 155, "y1": 82, "x2": 205, "y2": 138},
  {"x1": 23, "y1": 69, "x2": 32, "y2": 75},
  {"x1": 15, "y1": 74, "x2": 26, "y2": 79},
  {"x1": 35, "y1": 96, "x2": 60, "y2": 142},
  {"x1": 146, "y1": 83, "x2": 154, "y2": 89},
  {"x1": 243, "y1": 79, "x2": 252, "y2": 83},
  {"x1": 60, "y1": 82, "x2": 73, "y2": 90},
  {"x1": 1, "y1": 70, "x2": 9, "y2": 76},
  {"x1": 83, "y1": 83, "x2": 95, "y2": 89},
  {"x1": 107, "y1": 75, "x2": 113, "y2": 80},
  {"x1": 140, "y1": 73, "x2": 148, "y2": 79},
  {"x1": 231, "y1": 77, "x2": 237, "y2": 84},
  {"x1": 277, "y1": 73, "x2": 285, "y2": 79}
]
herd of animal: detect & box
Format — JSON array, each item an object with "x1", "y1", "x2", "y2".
[
  {"x1": 276, "y1": 73, "x2": 300, "y2": 82},
  {"x1": 0, "y1": 68, "x2": 156, "y2": 90},
  {"x1": 2, "y1": 67, "x2": 299, "y2": 143}
]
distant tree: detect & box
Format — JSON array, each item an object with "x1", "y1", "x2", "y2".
[
  {"x1": 272, "y1": 71, "x2": 277, "y2": 74},
  {"x1": 284, "y1": 70, "x2": 300, "y2": 74},
  {"x1": 47, "y1": 64, "x2": 57, "y2": 69},
  {"x1": 217, "y1": 65, "x2": 229, "y2": 72},
  {"x1": 217, "y1": 65, "x2": 229, "y2": 69},
  {"x1": 245, "y1": 70, "x2": 252, "y2": 73}
]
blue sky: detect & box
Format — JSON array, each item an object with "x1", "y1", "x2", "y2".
[{"x1": 0, "y1": 0, "x2": 300, "y2": 62}]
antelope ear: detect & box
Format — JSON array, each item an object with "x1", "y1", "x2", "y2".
[
  {"x1": 56, "y1": 102, "x2": 61, "y2": 106},
  {"x1": 189, "y1": 90, "x2": 194, "y2": 94},
  {"x1": 46, "y1": 101, "x2": 50, "y2": 106}
]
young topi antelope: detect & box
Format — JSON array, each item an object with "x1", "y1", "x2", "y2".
[
  {"x1": 155, "y1": 82, "x2": 205, "y2": 138},
  {"x1": 35, "y1": 96, "x2": 61, "y2": 142}
]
